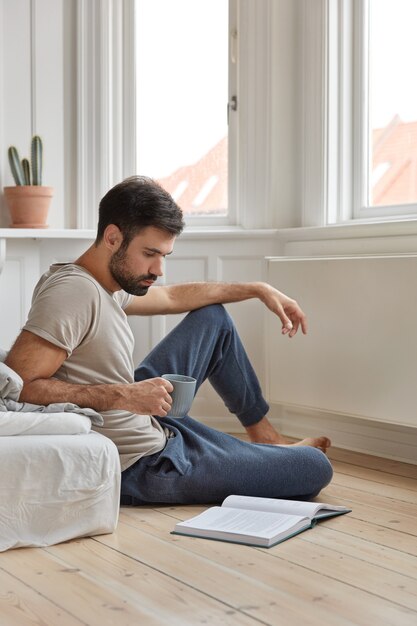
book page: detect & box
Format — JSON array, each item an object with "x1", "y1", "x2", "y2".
[
  {"x1": 222, "y1": 495, "x2": 349, "y2": 519},
  {"x1": 176, "y1": 506, "x2": 309, "y2": 539}
]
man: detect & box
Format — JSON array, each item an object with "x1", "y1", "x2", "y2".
[{"x1": 6, "y1": 176, "x2": 332, "y2": 505}]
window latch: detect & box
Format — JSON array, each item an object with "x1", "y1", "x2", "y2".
[
  {"x1": 227, "y1": 95, "x2": 238, "y2": 124},
  {"x1": 229, "y1": 95, "x2": 238, "y2": 112}
]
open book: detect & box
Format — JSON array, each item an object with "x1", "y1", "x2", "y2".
[{"x1": 172, "y1": 495, "x2": 351, "y2": 548}]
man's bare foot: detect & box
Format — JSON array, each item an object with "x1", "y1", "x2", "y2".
[
  {"x1": 245, "y1": 417, "x2": 331, "y2": 453},
  {"x1": 276, "y1": 436, "x2": 331, "y2": 454}
]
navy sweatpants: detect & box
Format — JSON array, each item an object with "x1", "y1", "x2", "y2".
[{"x1": 121, "y1": 305, "x2": 333, "y2": 505}]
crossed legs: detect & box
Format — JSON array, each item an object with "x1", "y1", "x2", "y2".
[
  {"x1": 135, "y1": 304, "x2": 330, "y2": 452},
  {"x1": 120, "y1": 305, "x2": 333, "y2": 505}
]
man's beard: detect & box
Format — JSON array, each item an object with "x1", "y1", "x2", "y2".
[{"x1": 109, "y1": 248, "x2": 157, "y2": 296}]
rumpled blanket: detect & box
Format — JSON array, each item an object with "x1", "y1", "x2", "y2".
[{"x1": 0, "y1": 348, "x2": 103, "y2": 435}]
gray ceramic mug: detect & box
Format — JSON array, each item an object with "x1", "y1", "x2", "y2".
[{"x1": 161, "y1": 374, "x2": 197, "y2": 418}]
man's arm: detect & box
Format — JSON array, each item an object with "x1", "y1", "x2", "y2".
[
  {"x1": 125, "y1": 281, "x2": 307, "y2": 337},
  {"x1": 5, "y1": 331, "x2": 173, "y2": 416}
]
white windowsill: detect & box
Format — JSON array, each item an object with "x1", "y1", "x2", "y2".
[
  {"x1": 181, "y1": 226, "x2": 278, "y2": 239},
  {"x1": 0, "y1": 226, "x2": 279, "y2": 240},
  {"x1": 275, "y1": 218, "x2": 417, "y2": 242},
  {"x1": 1, "y1": 218, "x2": 416, "y2": 242},
  {"x1": 0, "y1": 228, "x2": 96, "y2": 239}
]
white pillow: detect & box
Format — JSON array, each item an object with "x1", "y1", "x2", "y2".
[{"x1": 0, "y1": 412, "x2": 92, "y2": 436}]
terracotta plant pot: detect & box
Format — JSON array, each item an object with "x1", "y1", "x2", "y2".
[{"x1": 4, "y1": 186, "x2": 53, "y2": 228}]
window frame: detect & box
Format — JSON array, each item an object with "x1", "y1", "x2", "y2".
[
  {"x1": 76, "y1": 0, "x2": 288, "y2": 232},
  {"x1": 352, "y1": 0, "x2": 417, "y2": 220},
  {"x1": 133, "y1": 0, "x2": 276, "y2": 230},
  {"x1": 134, "y1": 0, "x2": 237, "y2": 229},
  {"x1": 303, "y1": 0, "x2": 417, "y2": 229}
]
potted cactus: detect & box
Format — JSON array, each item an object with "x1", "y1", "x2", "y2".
[{"x1": 3, "y1": 135, "x2": 53, "y2": 228}]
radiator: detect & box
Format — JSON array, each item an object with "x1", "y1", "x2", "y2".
[{"x1": 266, "y1": 255, "x2": 417, "y2": 428}]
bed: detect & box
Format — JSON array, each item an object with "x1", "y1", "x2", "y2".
[
  {"x1": 0, "y1": 430, "x2": 120, "y2": 551},
  {"x1": 0, "y1": 353, "x2": 121, "y2": 551}
]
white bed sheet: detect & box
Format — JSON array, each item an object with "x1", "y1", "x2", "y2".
[{"x1": 0, "y1": 431, "x2": 121, "y2": 551}]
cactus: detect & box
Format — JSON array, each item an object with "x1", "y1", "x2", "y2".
[
  {"x1": 7, "y1": 135, "x2": 44, "y2": 186},
  {"x1": 31, "y1": 135, "x2": 43, "y2": 185},
  {"x1": 8, "y1": 147, "x2": 25, "y2": 186},
  {"x1": 22, "y1": 158, "x2": 31, "y2": 185}
]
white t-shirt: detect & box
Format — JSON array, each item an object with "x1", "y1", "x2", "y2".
[{"x1": 23, "y1": 263, "x2": 167, "y2": 470}]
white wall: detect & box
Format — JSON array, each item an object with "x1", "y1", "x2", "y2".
[
  {"x1": 269, "y1": 255, "x2": 417, "y2": 427},
  {"x1": 265, "y1": 223, "x2": 417, "y2": 464}
]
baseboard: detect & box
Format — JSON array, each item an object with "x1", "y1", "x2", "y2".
[{"x1": 194, "y1": 402, "x2": 417, "y2": 466}]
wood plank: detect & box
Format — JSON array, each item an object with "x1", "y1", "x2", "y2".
[
  {"x1": 97, "y1": 519, "x2": 341, "y2": 626},
  {"x1": 147, "y1": 506, "x2": 417, "y2": 581},
  {"x1": 152, "y1": 504, "x2": 417, "y2": 558},
  {"x1": 0, "y1": 567, "x2": 84, "y2": 626},
  {"x1": 313, "y1": 514, "x2": 417, "y2": 557},
  {"x1": 154, "y1": 483, "x2": 417, "y2": 538},
  {"x1": 321, "y1": 484, "x2": 417, "y2": 532},
  {"x1": 299, "y1": 525, "x2": 417, "y2": 578},
  {"x1": 116, "y1": 508, "x2": 417, "y2": 626},
  {"x1": 45, "y1": 539, "x2": 260, "y2": 626},
  {"x1": 262, "y1": 529, "x2": 417, "y2": 612},
  {"x1": 0, "y1": 546, "x2": 183, "y2": 626},
  {"x1": 330, "y1": 472, "x2": 417, "y2": 504},
  {"x1": 327, "y1": 447, "x2": 417, "y2": 478},
  {"x1": 262, "y1": 535, "x2": 417, "y2": 612},
  {"x1": 331, "y1": 460, "x2": 417, "y2": 491}
]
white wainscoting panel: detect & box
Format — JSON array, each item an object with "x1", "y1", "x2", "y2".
[
  {"x1": 38, "y1": 238, "x2": 94, "y2": 273},
  {"x1": 130, "y1": 256, "x2": 209, "y2": 367},
  {"x1": 0, "y1": 240, "x2": 41, "y2": 350},
  {"x1": 219, "y1": 256, "x2": 269, "y2": 382},
  {"x1": 163, "y1": 256, "x2": 208, "y2": 333},
  {"x1": 0, "y1": 260, "x2": 25, "y2": 350},
  {"x1": 267, "y1": 255, "x2": 417, "y2": 428}
]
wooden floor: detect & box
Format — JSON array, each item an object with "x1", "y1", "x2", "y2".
[{"x1": 1, "y1": 444, "x2": 417, "y2": 626}]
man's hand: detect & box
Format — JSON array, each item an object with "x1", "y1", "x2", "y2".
[
  {"x1": 114, "y1": 377, "x2": 174, "y2": 417},
  {"x1": 259, "y1": 284, "x2": 308, "y2": 337}
]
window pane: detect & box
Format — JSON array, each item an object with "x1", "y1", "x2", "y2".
[
  {"x1": 136, "y1": 0, "x2": 228, "y2": 216},
  {"x1": 369, "y1": 0, "x2": 417, "y2": 207}
]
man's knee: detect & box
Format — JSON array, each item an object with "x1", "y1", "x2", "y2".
[
  {"x1": 305, "y1": 449, "x2": 333, "y2": 496},
  {"x1": 186, "y1": 304, "x2": 233, "y2": 330}
]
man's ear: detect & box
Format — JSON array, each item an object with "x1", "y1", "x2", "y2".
[{"x1": 103, "y1": 224, "x2": 123, "y2": 251}]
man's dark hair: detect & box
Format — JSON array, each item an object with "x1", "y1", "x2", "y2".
[{"x1": 96, "y1": 175, "x2": 185, "y2": 245}]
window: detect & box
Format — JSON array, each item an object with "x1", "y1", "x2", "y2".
[
  {"x1": 304, "y1": 0, "x2": 417, "y2": 227},
  {"x1": 76, "y1": 0, "x2": 273, "y2": 231},
  {"x1": 135, "y1": 0, "x2": 232, "y2": 223},
  {"x1": 354, "y1": 0, "x2": 417, "y2": 219}
]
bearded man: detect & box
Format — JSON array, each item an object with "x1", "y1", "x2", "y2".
[{"x1": 6, "y1": 176, "x2": 332, "y2": 505}]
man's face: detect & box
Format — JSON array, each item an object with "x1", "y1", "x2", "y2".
[{"x1": 109, "y1": 226, "x2": 175, "y2": 295}]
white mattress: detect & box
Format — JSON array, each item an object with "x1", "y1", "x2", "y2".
[{"x1": 0, "y1": 431, "x2": 121, "y2": 551}]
